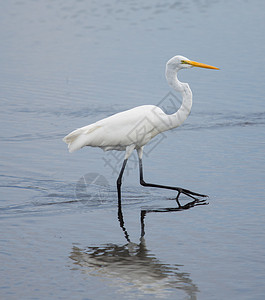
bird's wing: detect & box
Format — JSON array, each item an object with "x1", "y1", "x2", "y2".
[{"x1": 63, "y1": 105, "x2": 163, "y2": 153}]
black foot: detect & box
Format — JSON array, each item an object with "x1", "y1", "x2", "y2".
[{"x1": 176, "y1": 188, "x2": 208, "y2": 207}]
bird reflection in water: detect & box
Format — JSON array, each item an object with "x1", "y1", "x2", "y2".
[
  {"x1": 139, "y1": 198, "x2": 208, "y2": 239},
  {"x1": 70, "y1": 198, "x2": 207, "y2": 298}
]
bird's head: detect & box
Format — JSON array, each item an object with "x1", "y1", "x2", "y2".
[{"x1": 166, "y1": 55, "x2": 219, "y2": 71}]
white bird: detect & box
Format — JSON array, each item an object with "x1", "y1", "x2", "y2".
[{"x1": 63, "y1": 55, "x2": 219, "y2": 206}]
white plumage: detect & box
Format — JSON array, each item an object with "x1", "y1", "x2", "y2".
[{"x1": 63, "y1": 104, "x2": 183, "y2": 154}]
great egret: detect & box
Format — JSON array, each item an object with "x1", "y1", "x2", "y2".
[{"x1": 63, "y1": 55, "x2": 219, "y2": 206}]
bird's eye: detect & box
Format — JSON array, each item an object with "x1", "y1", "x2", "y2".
[{"x1": 181, "y1": 60, "x2": 188, "y2": 64}]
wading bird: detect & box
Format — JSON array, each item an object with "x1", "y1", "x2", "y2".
[{"x1": 63, "y1": 55, "x2": 219, "y2": 206}]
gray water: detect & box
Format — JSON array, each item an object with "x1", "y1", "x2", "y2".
[{"x1": 1, "y1": 1, "x2": 265, "y2": 299}]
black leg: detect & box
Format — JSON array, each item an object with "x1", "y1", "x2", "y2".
[
  {"x1": 117, "y1": 159, "x2": 128, "y2": 202},
  {"x1": 138, "y1": 158, "x2": 208, "y2": 207}
]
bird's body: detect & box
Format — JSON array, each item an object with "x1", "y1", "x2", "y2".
[
  {"x1": 64, "y1": 105, "x2": 163, "y2": 152},
  {"x1": 63, "y1": 104, "x2": 189, "y2": 154},
  {"x1": 63, "y1": 55, "x2": 218, "y2": 205}
]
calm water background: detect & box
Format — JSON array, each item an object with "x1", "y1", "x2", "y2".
[{"x1": 1, "y1": 1, "x2": 265, "y2": 299}]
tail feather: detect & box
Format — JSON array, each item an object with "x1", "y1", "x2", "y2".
[{"x1": 63, "y1": 125, "x2": 101, "y2": 153}]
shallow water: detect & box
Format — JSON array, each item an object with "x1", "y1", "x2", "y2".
[{"x1": 1, "y1": 1, "x2": 265, "y2": 299}]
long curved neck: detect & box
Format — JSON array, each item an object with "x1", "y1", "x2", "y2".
[{"x1": 164, "y1": 68, "x2": 192, "y2": 130}]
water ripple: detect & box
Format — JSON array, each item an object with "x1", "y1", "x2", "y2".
[{"x1": 0, "y1": 174, "x2": 155, "y2": 218}]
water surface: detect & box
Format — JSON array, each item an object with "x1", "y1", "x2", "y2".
[{"x1": 1, "y1": 1, "x2": 265, "y2": 299}]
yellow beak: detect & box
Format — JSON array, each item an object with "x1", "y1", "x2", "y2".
[{"x1": 183, "y1": 60, "x2": 219, "y2": 70}]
